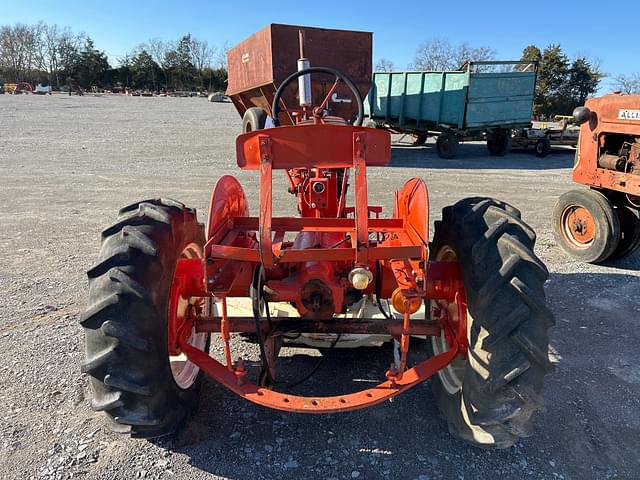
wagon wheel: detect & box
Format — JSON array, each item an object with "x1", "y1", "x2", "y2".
[
  {"x1": 535, "y1": 138, "x2": 551, "y2": 157},
  {"x1": 436, "y1": 133, "x2": 459, "y2": 159},
  {"x1": 242, "y1": 107, "x2": 267, "y2": 133},
  {"x1": 271, "y1": 66, "x2": 364, "y2": 127}
]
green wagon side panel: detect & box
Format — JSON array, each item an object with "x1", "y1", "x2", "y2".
[
  {"x1": 365, "y1": 67, "x2": 536, "y2": 132},
  {"x1": 366, "y1": 71, "x2": 468, "y2": 128},
  {"x1": 465, "y1": 72, "x2": 536, "y2": 128}
]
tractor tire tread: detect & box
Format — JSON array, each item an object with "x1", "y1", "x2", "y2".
[
  {"x1": 104, "y1": 374, "x2": 153, "y2": 397},
  {"x1": 429, "y1": 197, "x2": 554, "y2": 449},
  {"x1": 82, "y1": 199, "x2": 205, "y2": 438},
  {"x1": 101, "y1": 320, "x2": 150, "y2": 352},
  {"x1": 91, "y1": 391, "x2": 124, "y2": 412},
  {"x1": 81, "y1": 346, "x2": 118, "y2": 374}
]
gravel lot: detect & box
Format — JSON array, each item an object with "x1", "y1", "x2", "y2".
[{"x1": 1, "y1": 94, "x2": 639, "y2": 480}]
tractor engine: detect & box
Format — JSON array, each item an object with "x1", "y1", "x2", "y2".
[{"x1": 597, "y1": 135, "x2": 640, "y2": 175}]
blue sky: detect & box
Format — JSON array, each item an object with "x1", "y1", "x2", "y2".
[{"x1": 4, "y1": 0, "x2": 636, "y2": 89}]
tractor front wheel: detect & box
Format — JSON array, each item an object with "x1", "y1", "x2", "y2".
[
  {"x1": 81, "y1": 199, "x2": 209, "y2": 438},
  {"x1": 552, "y1": 189, "x2": 621, "y2": 263},
  {"x1": 428, "y1": 198, "x2": 554, "y2": 449}
]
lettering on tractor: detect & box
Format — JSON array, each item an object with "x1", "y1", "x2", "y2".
[
  {"x1": 81, "y1": 24, "x2": 555, "y2": 449},
  {"x1": 553, "y1": 93, "x2": 640, "y2": 263}
]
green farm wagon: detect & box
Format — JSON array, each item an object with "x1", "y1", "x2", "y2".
[{"x1": 365, "y1": 61, "x2": 537, "y2": 158}]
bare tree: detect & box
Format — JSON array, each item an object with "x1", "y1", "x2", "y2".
[
  {"x1": 214, "y1": 40, "x2": 230, "y2": 69},
  {"x1": 30, "y1": 23, "x2": 82, "y2": 88},
  {"x1": 145, "y1": 38, "x2": 169, "y2": 67},
  {"x1": 613, "y1": 72, "x2": 640, "y2": 94},
  {"x1": 411, "y1": 38, "x2": 495, "y2": 71},
  {"x1": 375, "y1": 58, "x2": 394, "y2": 72},
  {"x1": 190, "y1": 38, "x2": 216, "y2": 88},
  {"x1": 0, "y1": 24, "x2": 40, "y2": 82},
  {"x1": 144, "y1": 37, "x2": 172, "y2": 88}
]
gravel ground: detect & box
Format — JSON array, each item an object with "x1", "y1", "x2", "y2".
[{"x1": 0, "y1": 94, "x2": 638, "y2": 480}]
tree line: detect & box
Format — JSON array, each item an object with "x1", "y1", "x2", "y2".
[{"x1": 0, "y1": 22, "x2": 228, "y2": 92}]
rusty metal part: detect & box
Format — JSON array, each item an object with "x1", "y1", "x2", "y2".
[
  {"x1": 195, "y1": 315, "x2": 441, "y2": 336},
  {"x1": 598, "y1": 153, "x2": 627, "y2": 172},
  {"x1": 226, "y1": 24, "x2": 372, "y2": 125},
  {"x1": 573, "y1": 93, "x2": 640, "y2": 197},
  {"x1": 179, "y1": 331, "x2": 458, "y2": 413},
  {"x1": 561, "y1": 205, "x2": 596, "y2": 246}
]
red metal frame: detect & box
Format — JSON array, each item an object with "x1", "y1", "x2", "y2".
[
  {"x1": 166, "y1": 102, "x2": 469, "y2": 413},
  {"x1": 574, "y1": 93, "x2": 640, "y2": 197}
]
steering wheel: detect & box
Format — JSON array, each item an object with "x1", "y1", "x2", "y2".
[{"x1": 271, "y1": 66, "x2": 364, "y2": 127}]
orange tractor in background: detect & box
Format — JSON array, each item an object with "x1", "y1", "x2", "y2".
[
  {"x1": 553, "y1": 93, "x2": 640, "y2": 263},
  {"x1": 81, "y1": 24, "x2": 554, "y2": 449}
]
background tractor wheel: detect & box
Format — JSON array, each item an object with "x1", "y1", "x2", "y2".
[
  {"x1": 486, "y1": 131, "x2": 512, "y2": 156},
  {"x1": 81, "y1": 199, "x2": 209, "y2": 438},
  {"x1": 535, "y1": 138, "x2": 551, "y2": 158},
  {"x1": 427, "y1": 197, "x2": 554, "y2": 449},
  {"x1": 552, "y1": 189, "x2": 621, "y2": 263},
  {"x1": 609, "y1": 206, "x2": 640, "y2": 260},
  {"x1": 436, "y1": 133, "x2": 459, "y2": 159},
  {"x1": 242, "y1": 107, "x2": 267, "y2": 133}
]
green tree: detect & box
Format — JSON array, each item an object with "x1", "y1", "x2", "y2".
[
  {"x1": 568, "y1": 57, "x2": 601, "y2": 106},
  {"x1": 202, "y1": 66, "x2": 227, "y2": 92},
  {"x1": 131, "y1": 49, "x2": 162, "y2": 90},
  {"x1": 522, "y1": 44, "x2": 600, "y2": 117},
  {"x1": 536, "y1": 44, "x2": 569, "y2": 116},
  {"x1": 170, "y1": 34, "x2": 196, "y2": 90},
  {"x1": 517, "y1": 45, "x2": 541, "y2": 71},
  {"x1": 74, "y1": 37, "x2": 110, "y2": 88}
]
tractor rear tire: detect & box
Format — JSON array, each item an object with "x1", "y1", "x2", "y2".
[
  {"x1": 535, "y1": 138, "x2": 552, "y2": 158},
  {"x1": 552, "y1": 189, "x2": 621, "y2": 263},
  {"x1": 609, "y1": 206, "x2": 640, "y2": 260},
  {"x1": 81, "y1": 199, "x2": 209, "y2": 438},
  {"x1": 242, "y1": 107, "x2": 267, "y2": 133},
  {"x1": 428, "y1": 198, "x2": 554, "y2": 449},
  {"x1": 436, "y1": 133, "x2": 459, "y2": 159}
]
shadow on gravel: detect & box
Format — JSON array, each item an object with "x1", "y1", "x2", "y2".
[
  {"x1": 390, "y1": 142, "x2": 575, "y2": 170},
  {"x1": 157, "y1": 269, "x2": 639, "y2": 479}
]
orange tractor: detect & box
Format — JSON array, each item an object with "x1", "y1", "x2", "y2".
[
  {"x1": 553, "y1": 93, "x2": 640, "y2": 263},
  {"x1": 81, "y1": 25, "x2": 554, "y2": 449}
]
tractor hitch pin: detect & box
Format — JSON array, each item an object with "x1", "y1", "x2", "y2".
[{"x1": 220, "y1": 297, "x2": 233, "y2": 371}]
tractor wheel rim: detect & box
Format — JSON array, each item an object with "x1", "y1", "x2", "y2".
[
  {"x1": 561, "y1": 204, "x2": 595, "y2": 248},
  {"x1": 430, "y1": 245, "x2": 468, "y2": 395},
  {"x1": 168, "y1": 243, "x2": 209, "y2": 390}
]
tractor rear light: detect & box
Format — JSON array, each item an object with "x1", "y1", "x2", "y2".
[
  {"x1": 391, "y1": 288, "x2": 421, "y2": 314},
  {"x1": 348, "y1": 267, "x2": 373, "y2": 290}
]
